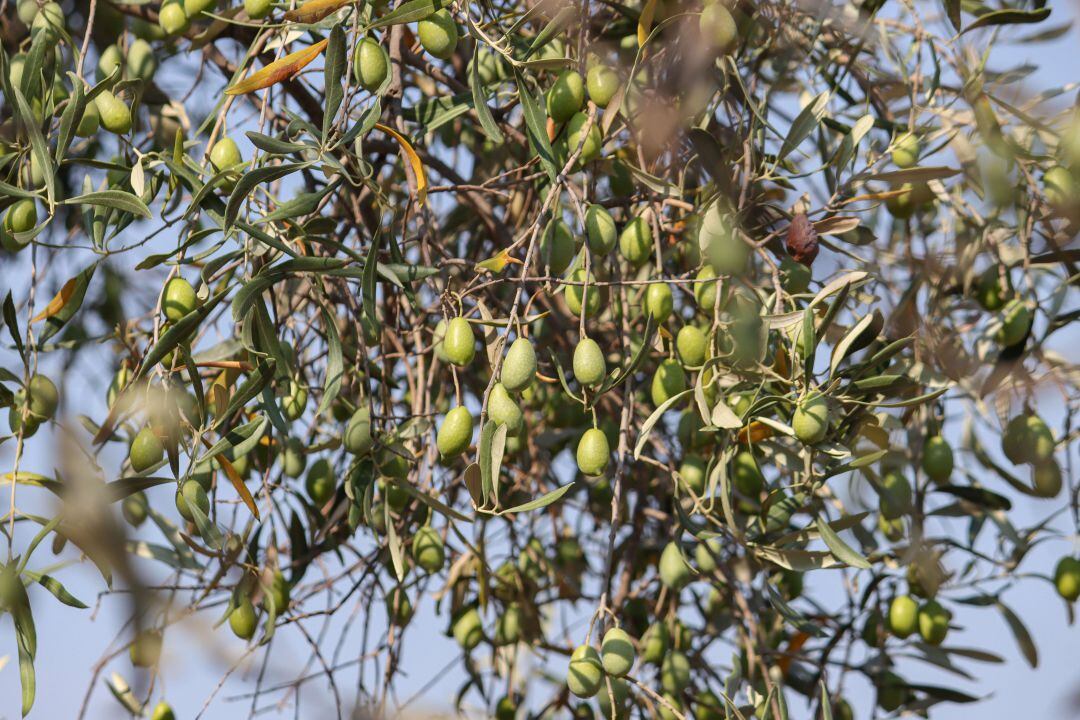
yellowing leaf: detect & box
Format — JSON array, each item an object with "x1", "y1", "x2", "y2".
[
  {"x1": 32, "y1": 277, "x2": 79, "y2": 322},
  {"x1": 638, "y1": 0, "x2": 658, "y2": 46},
  {"x1": 199, "y1": 435, "x2": 260, "y2": 520},
  {"x1": 225, "y1": 39, "x2": 329, "y2": 96},
  {"x1": 284, "y1": 0, "x2": 353, "y2": 23},
  {"x1": 474, "y1": 249, "x2": 523, "y2": 274},
  {"x1": 374, "y1": 122, "x2": 428, "y2": 206}
]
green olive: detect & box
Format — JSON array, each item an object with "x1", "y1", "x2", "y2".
[
  {"x1": 566, "y1": 644, "x2": 604, "y2": 698},
  {"x1": 539, "y1": 219, "x2": 575, "y2": 275},
  {"x1": 586, "y1": 64, "x2": 619, "y2": 108},
  {"x1": 546, "y1": 70, "x2": 585, "y2": 124},
  {"x1": 576, "y1": 428, "x2": 610, "y2": 476},
  {"x1": 658, "y1": 540, "x2": 691, "y2": 589},
  {"x1": 158, "y1": 1, "x2": 189, "y2": 35},
  {"x1": 129, "y1": 426, "x2": 164, "y2": 472},
  {"x1": 699, "y1": 2, "x2": 737, "y2": 54},
  {"x1": 792, "y1": 393, "x2": 829, "y2": 444},
  {"x1": 229, "y1": 596, "x2": 258, "y2": 639},
  {"x1": 305, "y1": 458, "x2": 336, "y2": 506},
  {"x1": 565, "y1": 111, "x2": 601, "y2": 163},
  {"x1": 344, "y1": 407, "x2": 374, "y2": 455},
  {"x1": 891, "y1": 132, "x2": 920, "y2": 168},
  {"x1": 600, "y1": 627, "x2": 635, "y2": 677},
  {"x1": 1055, "y1": 556, "x2": 1080, "y2": 602},
  {"x1": 585, "y1": 203, "x2": 617, "y2": 255},
  {"x1": 573, "y1": 337, "x2": 606, "y2": 387},
  {"x1": 411, "y1": 525, "x2": 445, "y2": 573},
  {"x1": 488, "y1": 383, "x2": 523, "y2": 435},
  {"x1": 162, "y1": 277, "x2": 198, "y2": 321},
  {"x1": 417, "y1": 9, "x2": 458, "y2": 60},
  {"x1": 921, "y1": 436, "x2": 953, "y2": 483},
  {"x1": 244, "y1": 0, "x2": 272, "y2": 19},
  {"x1": 442, "y1": 316, "x2": 476, "y2": 366},
  {"x1": 675, "y1": 325, "x2": 707, "y2": 367},
  {"x1": 452, "y1": 606, "x2": 484, "y2": 650},
  {"x1": 917, "y1": 599, "x2": 949, "y2": 645},
  {"x1": 354, "y1": 37, "x2": 389, "y2": 91},
  {"x1": 651, "y1": 358, "x2": 687, "y2": 407},
  {"x1": 436, "y1": 405, "x2": 474, "y2": 458},
  {"x1": 94, "y1": 90, "x2": 132, "y2": 134},
  {"x1": 887, "y1": 594, "x2": 918, "y2": 638},
  {"x1": 501, "y1": 337, "x2": 537, "y2": 393},
  {"x1": 619, "y1": 214, "x2": 652, "y2": 267},
  {"x1": 129, "y1": 629, "x2": 163, "y2": 667}
]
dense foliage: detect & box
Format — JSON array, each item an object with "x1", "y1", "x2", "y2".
[{"x1": 1, "y1": 0, "x2": 1078, "y2": 717}]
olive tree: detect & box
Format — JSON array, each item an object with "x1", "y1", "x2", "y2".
[{"x1": 0, "y1": 0, "x2": 1078, "y2": 717}]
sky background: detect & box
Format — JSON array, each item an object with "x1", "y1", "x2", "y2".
[{"x1": 2, "y1": 1, "x2": 1079, "y2": 719}]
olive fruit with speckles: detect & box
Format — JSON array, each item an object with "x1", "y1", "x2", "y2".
[
  {"x1": 565, "y1": 112, "x2": 602, "y2": 163},
  {"x1": 502, "y1": 337, "x2": 537, "y2": 392},
  {"x1": 645, "y1": 282, "x2": 673, "y2": 324},
  {"x1": 488, "y1": 383, "x2": 523, "y2": 435},
  {"x1": 573, "y1": 337, "x2": 606, "y2": 387},
  {"x1": 95, "y1": 91, "x2": 132, "y2": 134},
  {"x1": 442, "y1": 317, "x2": 476, "y2": 367},
  {"x1": 619, "y1": 215, "x2": 652, "y2": 267},
  {"x1": 676, "y1": 325, "x2": 706, "y2": 367},
  {"x1": 651, "y1": 358, "x2": 687, "y2": 407},
  {"x1": 585, "y1": 204, "x2": 617, "y2": 255},
  {"x1": 437, "y1": 405, "x2": 473, "y2": 459},
  {"x1": 576, "y1": 428, "x2": 610, "y2": 477}
]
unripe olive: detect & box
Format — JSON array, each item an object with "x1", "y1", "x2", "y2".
[
  {"x1": 651, "y1": 358, "x2": 687, "y2": 407},
  {"x1": 564, "y1": 268, "x2": 602, "y2": 317},
  {"x1": 696, "y1": 690, "x2": 725, "y2": 720},
  {"x1": 573, "y1": 337, "x2": 606, "y2": 386},
  {"x1": 877, "y1": 671, "x2": 907, "y2": 712},
  {"x1": 30, "y1": 1, "x2": 64, "y2": 38},
  {"x1": 264, "y1": 569, "x2": 290, "y2": 613},
  {"x1": 660, "y1": 650, "x2": 691, "y2": 694},
  {"x1": 344, "y1": 407, "x2": 373, "y2": 454},
  {"x1": 494, "y1": 602, "x2": 523, "y2": 645},
  {"x1": 354, "y1": 37, "x2": 389, "y2": 91},
  {"x1": 129, "y1": 629, "x2": 163, "y2": 667},
  {"x1": 280, "y1": 380, "x2": 308, "y2": 420},
  {"x1": 377, "y1": 442, "x2": 412, "y2": 479},
  {"x1": 694, "y1": 266, "x2": 718, "y2": 311},
  {"x1": 151, "y1": 701, "x2": 176, "y2": 720},
  {"x1": 411, "y1": 525, "x2": 445, "y2": 572},
  {"x1": 731, "y1": 449, "x2": 764, "y2": 497},
  {"x1": 16, "y1": 0, "x2": 39, "y2": 25},
  {"x1": 442, "y1": 316, "x2": 476, "y2": 366},
  {"x1": 917, "y1": 599, "x2": 949, "y2": 645},
  {"x1": 891, "y1": 132, "x2": 920, "y2": 168},
  {"x1": 641, "y1": 621, "x2": 668, "y2": 664},
  {"x1": 566, "y1": 645, "x2": 604, "y2": 698},
  {"x1": 596, "y1": 676, "x2": 631, "y2": 718},
  {"x1": 94, "y1": 90, "x2": 132, "y2": 134},
  {"x1": 385, "y1": 585, "x2": 412, "y2": 625},
  {"x1": 305, "y1": 458, "x2": 335, "y2": 506},
  {"x1": 1033, "y1": 460, "x2": 1062, "y2": 498},
  {"x1": 488, "y1": 383, "x2": 523, "y2": 435},
  {"x1": 566, "y1": 111, "x2": 602, "y2": 163},
  {"x1": 659, "y1": 540, "x2": 691, "y2": 589},
  {"x1": 437, "y1": 405, "x2": 474, "y2": 458},
  {"x1": 644, "y1": 282, "x2": 673, "y2": 324},
  {"x1": 600, "y1": 627, "x2": 635, "y2": 677},
  {"x1": 547, "y1": 70, "x2": 585, "y2": 124},
  {"x1": 1054, "y1": 556, "x2": 1080, "y2": 602},
  {"x1": 996, "y1": 298, "x2": 1031, "y2": 348},
  {"x1": 679, "y1": 454, "x2": 707, "y2": 495},
  {"x1": 97, "y1": 45, "x2": 124, "y2": 82},
  {"x1": 279, "y1": 436, "x2": 307, "y2": 478},
  {"x1": 540, "y1": 219, "x2": 575, "y2": 275},
  {"x1": 229, "y1": 597, "x2": 258, "y2": 639},
  {"x1": 130, "y1": 426, "x2": 164, "y2": 472},
  {"x1": 417, "y1": 9, "x2": 458, "y2": 60},
  {"x1": 452, "y1": 606, "x2": 484, "y2": 650},
  {"x1": 885, "y1": 181, "x2": 934, "y2": 218},
  {"x1": 122, "y1": 490, "x2": 149, "y2": 527},
  {"x1": 210, "y1": 136, "x2": 243, "y2": 191},
  {"x1": 494, "y1": 696, "x2": 516, "y2": 720},
  {"x1": 158, "y1": 1, "x2": 189, "y2": 35},
  {"x1": 1002, "y1": 414, "x2": 1054, "y2": 465},
  {"x1": 501, "y1": 337, "x2": 537, "y2": 393},
  {"x1": 699, "y1": 2, "x2": 737, "y2": 54},
  {"x1": 185, "y1": 0, "x2": 216, "y2": 17},
  {"x1": 576, "y1": 428, "x2": 610, "y2": 477},
  {"x1": 887, "y1": 594, "x2": 918, "y2": 638},
  {"x1": 618, "y1": 215, "x2": 652, "y2": 267},
  {"x1": 162, "y1": 277, "x2": 198, "y2": 321},
  {"x1": 75, "y1": 100, "x2": 100, "y2": 137},
  {"x1": 695, "y1": 537, "x2": 722, "y2": 573},
  {"x1": 878, "y1": 470, "x2": 912, "y2": 520},
  {"x1": 701, "y1": 206, "x2": 749, "y2": 276},
  {"x1": 126, "y1": 39, "x2": 158, "y2": 81},
  {"x1": 244, "y1": 0, "x2": 272, "y2": 19},
  {"x1": 26, "y1": 374, "x2": 58, "y2": 420},
  {"x1": 921, "y1": 436, "x2": 953, "y2": 483},
  {"x1": 675, "y1": 325, "x2": 707, "y2": 367},
  {"x1": 175, "y1": 479, "x2": 210, "y2": 522},
  {"x1": 585, "y1": 204, "x2": 616, "y2": 255},
  {"x1": 791, "y1": 393, "x2": 828, "y2": 444},
  {"x1": 586, "y1": 64, "x2": 619, "y2": 108},
  {"x1": 878, "y1": 513, "x2": 905, "y2": 542},
  {"x1": 975, "y1": 267, "x2": 1011, "y2": 311},
  {"x1": 1044, "y1": 165, "x2": 1078, "y2": 208}
]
